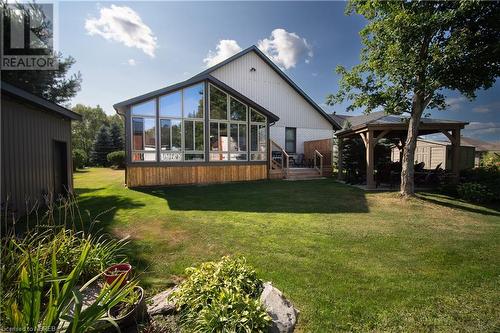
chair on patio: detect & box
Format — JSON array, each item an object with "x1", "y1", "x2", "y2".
[{"x1": 293, "y1": 154, "x2": 306, "y2": 167}]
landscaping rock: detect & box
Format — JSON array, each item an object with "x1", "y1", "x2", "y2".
[
  {"x1": 147, "y1": 287, "x2": 177, "y2": 316},
  {"x1": 260, "y1": 282, "x2": 299, "y2": 333}
]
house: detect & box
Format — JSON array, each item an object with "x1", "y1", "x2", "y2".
[
  {"x1": 1, "y1": 82, "x2": 82, "y2": 217},
  {"x1": 390, "y1": 138, "x2": 475, "y2": 170},
  {"x1": 114, "y1": 45, "x2": 340, "y2": 187},
  {"x1": 460, "y1": 136, "x2": 500, "y2": 167}
]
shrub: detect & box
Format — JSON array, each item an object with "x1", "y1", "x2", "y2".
[
  {"x1": 107, "y1": 150, "x2": 125, "y2": 169},
  {"x1": 72, "y1": 148, "x2": 87, "y2": 170},
  {"x1": 457, "y1": 182, "x2": 495, "y2": 203},
  {"x1": 460, "y1": 166, "x2": 500, "y2": 199},
  {"x1": 172, "y1": 257, "x2": 270, "y2": 332},
  {"x1": 481, "y1": 152, "x2": 500, "y2": 168}
]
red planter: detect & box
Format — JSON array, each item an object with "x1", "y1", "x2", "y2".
[{"x1": 104, "y1": 263, "x2": 131, "y2": 286}]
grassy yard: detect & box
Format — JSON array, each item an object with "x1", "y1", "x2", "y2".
[{"x1": 75, "y1": 168, "x2": 500, "y2": 332}]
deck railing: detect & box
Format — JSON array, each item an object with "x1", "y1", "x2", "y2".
[
  {"x1": 313, "y1": 150, "x2": 323, "y2": 176},
  {"x1": 270, "y1": 140, "x2": 289, "y2": 178}
]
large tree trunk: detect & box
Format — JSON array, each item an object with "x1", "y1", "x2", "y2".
[{"x1": 400, "y1": 93, "x2": 425, "y2": 198}]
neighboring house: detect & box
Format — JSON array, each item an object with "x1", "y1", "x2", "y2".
[
  {"x1": 1, "y1": 82, "x2": 82, "y2": 217},
  {"x1": 390, "y1": 138, "x2": 475, "y2": 170},
  {"x1": 460, "y1": 136, "x2": 500, "y2": 167},
  {"x1": 114, "y1": 45, "x2": 340, "y2": 187}
]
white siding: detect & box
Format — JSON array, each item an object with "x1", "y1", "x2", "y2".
[{"x1": 211, "y1": 51, "x2": 334, "y2": 151}]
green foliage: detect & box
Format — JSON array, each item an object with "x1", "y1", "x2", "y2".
[
  {"x1": 172, "y1": 257, "x2": 270, "y2": 332},
  {"x1": 72, "y1": 104, "x2": 108, "y2": 160},
  {"x1": 72, "y1": 149, "x2": 87, "y2": 170},
  {"x1": 460, "y1": 165, "x2": 500, "y2": 199},
  {"x1": 110, "y1": 121, "x2": 124, "y2": 151},
  {"x1": 0, "y1": 3, "x2": 81, "y2": 103},
  {"x1": 481, "y1": 152, "x2": 500, "y2": 168},
  {"x1": 457, "y1": 182, "x2": 495, "y2": 203},
  {"x1": 91, "y1": 125, "x2": 114, "y2": 166},
  {"x1": 107, "y1": 151, "x2": 126, "y2": 169}
]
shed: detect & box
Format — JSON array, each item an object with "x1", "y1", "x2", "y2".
[{"x1": 1, "y1": 82, "x2": 82, "y2": 217}]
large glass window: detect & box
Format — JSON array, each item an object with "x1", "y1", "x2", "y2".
[
  {"x1": 158, "y1": 83, "x2": 204, "y2": 162},
  {"x1": 209, "y1": 84, "x2": 249, "y2": 161},
  {"x1": 285, "y1": 127, "x2": 296, "y2": 153},
  {"x1": 131, "y1": 99, "x2": 157, "y2": 161},
  {"x1": 250, "y1": 108, "x2": 267, "y2": 161}
]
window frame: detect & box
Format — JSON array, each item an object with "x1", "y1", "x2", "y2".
[
  {"x1": 130, "y1": 99, "x2": 157, "y2": 163},
  {"x1": 249, "y1": 108, "x2": 268, "y2": 161},
  {"x1": 285, "y1": 127, "x2": 297, "y2": 154}
]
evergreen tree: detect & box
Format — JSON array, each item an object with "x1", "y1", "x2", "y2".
[
  {"x1": 109, "y1": 122, "x2": 124, "y2": 151},
  {"x1": 90, "y1": 125, "x2": 113, "y2": 166}
]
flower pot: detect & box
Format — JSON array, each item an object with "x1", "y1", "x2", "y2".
[
  {"x1": 108, "y1": 286, "x2": 147, "y2": 329},
  {"x1": 103, "y1": 263, "x2": 131, "y2": 287}
]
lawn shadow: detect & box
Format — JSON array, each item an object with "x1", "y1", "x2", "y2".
[
  {"x1": 417, "y1": 192, "x2": 500, "y2": 217},
  {"x1": 135, "y1": 179, "x2": 369, "y2": 214}
]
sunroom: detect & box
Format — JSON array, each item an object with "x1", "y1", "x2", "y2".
[{"x1": 114, "y1": 75, "x2": 279, "y2": 187}]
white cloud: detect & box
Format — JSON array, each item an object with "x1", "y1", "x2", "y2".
[
  {"x1": 127, "y1": 58, "x2": 137, "y2": 66},
  {"x1": 85, "y1": 5, "x2": 157, "y2": 57},
  {"x1": 472, "y1": 101, "x2": 500, "y2": 113},
  {"x1": 257, "y1": 28, "x2": 312, "y2": 70},
  {"x1": 203, "y1": 40, "x2": 242, "y2": 67},
  {"x1": 463, "y1": 122, "x2": 500, "y2": 137},
  {"x1": 446, "y1": 96, "x2": 467, "y2": 112}
]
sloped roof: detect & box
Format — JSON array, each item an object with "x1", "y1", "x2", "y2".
[
  {"x1": 460, "y1": 136, "x2": 500, "y2": 152},
  {"x1": 114, "y1": 45, "x2": 339, "y2": 129},
  {"x1": 336, "y1": 111, "x2": 468, "y2": 135},
  {"x1": 1, "y1": 82, "x2": 81, "y2": 121}
]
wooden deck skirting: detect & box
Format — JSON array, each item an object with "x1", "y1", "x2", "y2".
[{"x1": 126, "y1": 164, "x2": 268, "y2": 187}]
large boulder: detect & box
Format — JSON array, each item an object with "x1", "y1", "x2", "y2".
[
  {"x1": 147, "y1": 287, "x2": 177, "y2": 316},
  {"x1": 260, "y1": 282, "x2": 299, "y2": 333}
]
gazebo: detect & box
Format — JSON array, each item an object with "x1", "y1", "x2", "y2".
[{"x1": 333, "y1": 111, "x2": 469, "y2": 189}]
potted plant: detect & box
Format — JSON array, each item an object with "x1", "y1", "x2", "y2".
[
  {"x1": 104, "y1": 263, "x2": 132, "y2": 287},
  {"x1": 108, "y1": 286, "x2": 146, "y2": 329}
]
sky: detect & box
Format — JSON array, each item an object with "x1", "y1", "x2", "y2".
[{"x1": 58, "y1": 1, "x2": 500, "y2": 142}]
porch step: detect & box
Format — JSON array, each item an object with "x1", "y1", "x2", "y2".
[{"x1": 286, "y1": 168, "x2": 322, "y2": 180}]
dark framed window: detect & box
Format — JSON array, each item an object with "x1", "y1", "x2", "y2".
[{"x1": 285, "y1": 127, "x2": 296, "y2": 154}]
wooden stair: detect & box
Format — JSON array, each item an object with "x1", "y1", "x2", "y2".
[{"x1": 286, "y1": 168, "x2": 323, "y2": 180}]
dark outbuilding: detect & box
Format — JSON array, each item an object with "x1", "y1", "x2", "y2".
[{"x1": 1, "y1": 82, "x2": 82, "y2": 217}]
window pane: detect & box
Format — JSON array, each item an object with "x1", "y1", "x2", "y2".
[
  {"x1": 184, "y1": 120, "x2": 194, "y2": 150},
  {"x1": 230, "y1": 153, "x2": 247, "y2": 161},
  {"x1": 132, "y1": 100, "x2": 156, "y2": 116},
  {"x1": 220, "y1": 123, "x2": 228, "y2": 151},
  {"x1": 185, "y1": 153, "x2": 204, "y2": 161},
  {"x1": 259, "y1": 125, "x2": 267, "y2": 152},
  {"x1": 171, "y1": 120, "x2": 181, "y2": 150},
  {"x1": 132, "y1": 118, "x2": 144, "y2": 150},
  {"x1": 209, "y1": 85, "x2": 227, "y2": 120},
  {"x1": 239, "y1": 124, "x2": 247, "y2": 151},
  {"x1": 144, "y1": 118, "x2": 156, "y2": 150},
  {"x1": 230, "y1": 124, "x2": 238, "y2": 151},
  {"x1": 250, "y1": 108, "x2": 265, "y2": 122},
  {"x1": 184, "y1": 84, "x2": 204, "y2": 118},
  {"x1": 195, "y1": 121, "x2": 204, "y2": 151},
  {"x1": 230, "y1": 97, "x2": 247, "y2": 121},
  {"x1": 285, "y1": 127, "x2": 295, "y2": 153},
  {"x1": 133, "y1": 152, "x2": 156, "y2": 161},
  {"x1": 210, "y1": 122, "x2": 219, "y2": 151},
  {"x1": 160, "y1": 119, "x2": 171, "y2": 150},
  {"x1": 210, "y1": 153, "x2": 229, "y2": 161},
  {"x1": 250, "y1": 125, "x2": 258, "y2": 151},
  {"x1": 285, "y1": 127, "x2": 296, "y2": 140},
  {"x1": 251, "y1": 153, "x2": 266, "y2": 161},
  {"x1": 159, "y1": 91, "x2": 182, "y2": 117}
]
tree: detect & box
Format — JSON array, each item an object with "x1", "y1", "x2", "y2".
[
  {"x1": 71, "y1": 104, "x2": 107, "y2": 161},
  {"x1": 109, "y1": 118, "x2": 124, "y2": 151},
  {"x1": 328, "y1": 1, "x2": 500, "y2": 197},
  {"x1": 90, "y1": 125, "x2": 113, "y2": 166},
  {"x1": 1, "y1": 2, "x2": 82, "y2": 103}
]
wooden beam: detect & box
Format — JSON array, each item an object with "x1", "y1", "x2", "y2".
[
  {"x1": 366, "y1": 130, "x2": 375, "y2": 189},
  {"x1": 440, "y1": 130, "x2": 455, "y2": 144},
  {"x1": 337, "y1": 138, "x2": 344, "y2": 181},
  {"x1": 359, "y1": 132, "x2": 367, "y2": 147},
  {"x1": 375, "y1": 130, "x2": 390, "y2": 143},
  {"x1": 452, "y1": 129, "x2": 461, "y2": 183}
]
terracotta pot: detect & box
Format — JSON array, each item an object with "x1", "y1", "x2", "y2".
[{"x1": 103, "y1": 263, "x2": 131, "y2": 287}]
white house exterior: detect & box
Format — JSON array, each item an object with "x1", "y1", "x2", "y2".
[{"x1": 208, "y1": 49, "x2": 337, "y2": 154}]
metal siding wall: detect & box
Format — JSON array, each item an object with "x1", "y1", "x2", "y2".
[
  {"x1": 1, "y1": 97, "x2": 72, "y2": 216},
  {"x1": 211, "y1": 52, "x2": 332, "y2": 131}
]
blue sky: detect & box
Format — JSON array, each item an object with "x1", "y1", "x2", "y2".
[{"x1": 59, "y1": 1, "x2": 499, "y2": 141}]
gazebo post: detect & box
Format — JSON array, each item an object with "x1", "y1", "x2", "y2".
[
  {"x1": 452, "y1": 128, "x2": 461, "y2": 182},
  {"x1": 337, "y1": 137, "x2": 344, "y2": 180},
  {"x1": 365, "y1": 130, "x2": 375, "y2": 189}
]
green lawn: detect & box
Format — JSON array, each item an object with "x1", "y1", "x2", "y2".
[{"x1": 75, "y1": 168, "x2": 500, "y2": 332}]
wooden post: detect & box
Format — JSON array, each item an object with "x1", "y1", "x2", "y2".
[
  {"x1": 452, "y1": 128, "x2": 461, "y2": 183},
  {"x1": 337, "y1": 137, "x2": 343, "y2": 180},
  {"x1": 365, "y1": 131, "x2": 375, "y2": 189}
]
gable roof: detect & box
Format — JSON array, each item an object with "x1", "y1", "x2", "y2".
[
  {"x1": 113, "y1": 74, "x2": 279, "y2": 122},
  {"x1": 114, "y1": 45, "x2": 338, "y2": 129},
  {"x1": 1, "y1": 82, "x2": 82, "y2": 121},
  {"x1": 460, "y1": 136, "x2": 500, "y2": 152}
]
